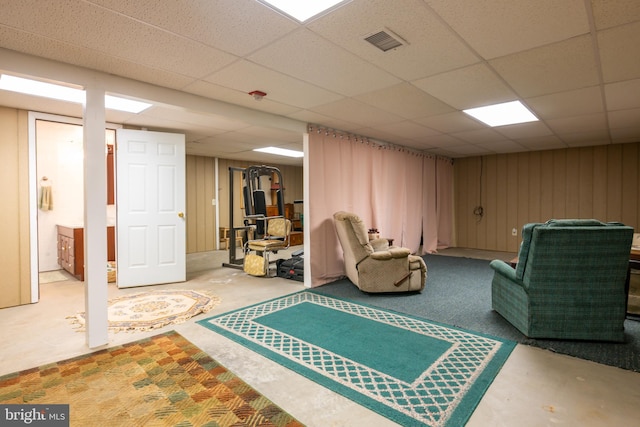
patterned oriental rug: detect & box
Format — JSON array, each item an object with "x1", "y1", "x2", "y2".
[
  {"x1": 68, "y1": 289, "x2": 221, "y2": 333},
  {"x1": 0, "y1": 331, "x2": 303, "y2": 427},
  {"x1": 198, "y1": 291, "x2": 516, "y2": 427}
]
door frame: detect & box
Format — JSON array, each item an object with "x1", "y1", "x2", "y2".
[{"x1": 28, "y1": 112, "x2": 121, "y2": 303}]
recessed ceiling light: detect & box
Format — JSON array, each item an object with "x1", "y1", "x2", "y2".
[
  {"x1": 258, "y1": 0, "x2": 351, "y2": 22},
  {"x1": 463, "y1": 100, "x2": 539, "y2": 127},
  {"x1": 0, "y1": 74, "x2": 84, "y2": 103},
  {"x1": 105, "y1": 95, "x2": 152, "y2": 113},
  {"x1": 254, "y1": 146, "x2": 304, "y2": 158},
  {"x1": 0, "y1": 74, "x2": 152, "y2": 113}
]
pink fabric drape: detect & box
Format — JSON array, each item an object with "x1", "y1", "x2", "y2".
[
  {"x1": 308, "y1": 128, "x2": 453, "y2": 286},
  {"x1": 421, "y1": 156, "x2": 454, "y2": 253}
]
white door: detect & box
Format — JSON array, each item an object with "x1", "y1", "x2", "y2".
[{"x1": 116, "y1": 129, "x2": 186, "y2": 288}]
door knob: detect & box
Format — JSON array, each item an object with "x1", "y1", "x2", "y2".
[{"x1": 178, "y1": 212, "x2": 184, "y2": 218}]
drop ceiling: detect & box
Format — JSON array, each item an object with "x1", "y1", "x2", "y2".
[{"x1": 1, "y1": 0, "x2": 639, "y2": 166}]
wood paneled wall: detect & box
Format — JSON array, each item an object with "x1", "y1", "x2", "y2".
[
  {"x1": 0, "y1": 107, "x2": 31, "y2": 308},
  {"x1": 454, "y1": 143, "x2": 640, "y2": 253},
  {"x1": 185, "y1": 155, "x2": 216, "y2": 253},
  {"x1": 186, "y1": 156, "x2": 303, "y2": 254}
]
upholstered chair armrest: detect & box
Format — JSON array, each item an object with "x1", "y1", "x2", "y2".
[
  {"x1": 370, "y1": 247, "x2": 411, "y2": 261},
  {"x1": 370, "y1": 238, "x2": 390, "y2": 252},
  {"x1": 389, "y1": 247, "x2": 411, "y2": 258},
  {"x1": 489, "y1": 260, "x2": 520, "y2": 283}
]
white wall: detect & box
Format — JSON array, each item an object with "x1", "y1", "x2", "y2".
[{"x1": 37, "y1": 120, "x2": 84, "y2": 272}]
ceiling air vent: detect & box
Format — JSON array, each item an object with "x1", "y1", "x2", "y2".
[{"x1": 364, "y1": 28, "x2": 406, "y2": 52}]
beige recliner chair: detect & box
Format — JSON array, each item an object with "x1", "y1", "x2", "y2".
[{"x1": 333, "y1": 211, "x2": 426, "y2": 293}]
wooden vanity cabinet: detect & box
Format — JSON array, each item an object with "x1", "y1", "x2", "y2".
[
  {"x1": 57, "y1": 225, "x2": 84, "y2": 281},
  {"x1": 57, "y1": 225, "x2": 116, "y2": 281}
]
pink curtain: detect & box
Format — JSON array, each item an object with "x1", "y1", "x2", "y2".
[{"x1": 308, "y1": 127, "x2": 453, "y2": 286}]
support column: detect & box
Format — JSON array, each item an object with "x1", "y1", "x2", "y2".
[{"x1": 83, "y1": 85, "x2": 108, "y2": 348}]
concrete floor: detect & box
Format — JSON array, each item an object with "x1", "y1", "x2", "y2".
[{"x1": 1, "y1": 247, "x2": 640, "y2": 426}]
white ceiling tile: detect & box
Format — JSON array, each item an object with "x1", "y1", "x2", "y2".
[
  {"x1": 184, "y1": 132, "x2": 216, "y2": 143},
  {"x1": 478, "y1": 140, "x2": 529, "y2": 153},
  {"x1": 591, "y1": 0, "x2": 640, "y2": 30},
  {"x1": 525, "y1": 86, "x2": 604, "y2": 119},
  {"x1": 205, "y1": 60, "x2": 343, "y2": 109},
  {"x1": 610, "y1": 127, "x2": 640, "y2": 144},
  {"x1": 233, "y1": 126, "x2": 302, "y2": 143},
  {"x1": 452, "y1": 128, "x2": 510, "y2": 144},
  {"x1": 490, "y1": 35, "x2": 600, "y2": 98},
  {"x1": 354, "y1": 83, "x2": 454, "y2": 119},
  {"x1": 1, "y1": 1, "x2": 238, "y2": 79},
  {"x1": 605, "y1": 79, "x2": 640, "y2": 111},
  {"x1": 420, "y1": 133, "x2": 468, "y2": 147},
  {"x1": 495, "y1": 121, "x2": 553, "y2": 140},
  {"x1": 308, "y1": 0, "x2": 479, "y2": 80},
  {"x1": 0, "y1": 26, "x2": 196, "y2": 89},
  {"x1": 141, "y1": 106, "x2": 250, "y2": 131},
  {"x1": 414, "y1": 112, "x2": 484, "y2": 134},
  {"x1": 560, "y1": 129, "x2": 611, "y2": 146},
  {"x1": 88, "y1": 0, "x2": 299, "y2": 56},
  {"x1": 413, "y1": 63, "x2": 518, "y2": 109},
  {"x1": 286, "y1": 110, "x2": 361, "y2": 132},
  {"x1": 354, "y1": 127, "x2": 416, "y2": 145},
  {"x1": 425, "y1": 0, "x2": 589, "y2": 59},
  {"x1": 368, "y1": 121, "x2": 440, "y2": 140},
  {"x1": 545, "y1": 113, "x2": 608, "y2": 134},
  {"x1": 310, "y1": 98, "x2": 404, "y2": 127},
  {"x1": 190, "y1": 137, "x2": 257, "y2": 153},
  {"x1": 516, "y1": 135, "x2": 567, "y2": 151},
  {"x1": 183, "y1": 81, "x2": 260, "y2": 108},
  {"x1": 182, "y1": 80, "x2": 301, "y2": 116},
  {"x1": 598, "y1": 22, "x2": 640, "y2": 83},
  {"x1": 609, "y1": 108, "x2": 640, "y2": 129},
  {"x1": 248, "y1": 28, "x2": 401, "y2": 96}
]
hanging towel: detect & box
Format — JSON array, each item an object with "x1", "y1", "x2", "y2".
[{"x1": 39, "y1": 184, "x2": 53, "y2": 210}]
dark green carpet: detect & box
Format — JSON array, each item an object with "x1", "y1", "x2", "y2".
[{"x1": 314, "y1": 254, "x2": 640, "y2": 372}]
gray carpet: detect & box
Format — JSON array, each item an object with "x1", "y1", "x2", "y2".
[{"x1": 314, "y1": 254, "x2": 640, "y2": 372}]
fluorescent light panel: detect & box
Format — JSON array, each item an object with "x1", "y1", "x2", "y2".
[
  {"x1": 104, "y1": 95, "x2": 152, "y2": 113},
  {"x1": 0, "y1": 74, "x2": 84, "y2": 103},
  {"x1": 254, "y1": 146, "x2": 304, "y2": 158},
  {"x1": 258, "y1": 0, "x2": 349, "y2": 22},
  {"x1": 463, "y1": 100, "x2": 538, "y2": 127},
  {"x1": 0, "y1": 74, "x2": 152, "y2": 113}
]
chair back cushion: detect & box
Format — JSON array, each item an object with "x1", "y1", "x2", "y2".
[
  {"x1": 521, "y1": 220, "x2": 633, "y2": 298},
  {"x1": 333, "y1": 212, "x2": 374, "y2": 284},
  {"x1": 267, "y1": 218, "x2": 291, "y2": 237},
  {"x1": 515, "y1": 222, "x2": 541, "y2": 281}
]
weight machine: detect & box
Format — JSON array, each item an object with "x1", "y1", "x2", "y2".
[{"x1": 222, "y1": 165, "x2": 286, "y2": 270}]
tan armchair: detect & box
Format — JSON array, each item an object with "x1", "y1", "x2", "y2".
[{"x1": 333, "y1": 211, "x2": 426, "y2": 293}]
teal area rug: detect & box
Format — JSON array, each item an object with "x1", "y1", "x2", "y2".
[{"x1": 198, "y1": 291, "x2": 516, "y2": 427}]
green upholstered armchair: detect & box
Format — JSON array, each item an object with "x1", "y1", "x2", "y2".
[{"x1": 490, "y1": 219, "x2": 633, "y2": 342}]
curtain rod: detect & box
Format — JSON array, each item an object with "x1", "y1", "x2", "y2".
[{"x1": 307, "y1": 124, "x2": 452, "y2": 162}]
